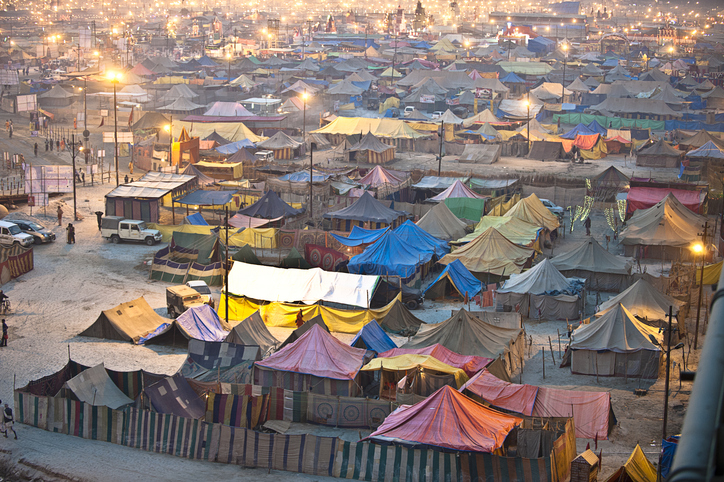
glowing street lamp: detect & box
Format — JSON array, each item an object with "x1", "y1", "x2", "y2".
[
  {"x1": 107, "y1": 71, "x2": 123, "y2": 186},
  {"x1": 164, "y1": 118, "x2": 173, "y2": 165},
  {"x1": 692, "y1": 238, "x2": 706, "y2": 349}
]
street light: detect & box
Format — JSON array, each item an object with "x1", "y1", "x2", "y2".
[
  {"x1": 301, "y1": 89, "x2": 308, "y2": 140},
  {"x1": 523, "y1": 94, "x2": 530, "y2": 153},
  {"x1": 107, "y1": 71, "x2": 122, "y2": 186},
  {"x1": 163, "y1": 116, "x2": 173, "y2": 166},
  {"x1": 561, "y1": 44, "x2": 568, "y2": 102},
  {"x1": 692, "y1": 229, "x2": 707, "y2": 349},
  {"x1": 68, "y1": 134, "x2": 83, "y2": 221},
  {"x1": 668, "y1": 46, "x2": 675, "y2": 75},
  {"x1": 226, "y1": 52, "x2": 232, "y2": 84}
]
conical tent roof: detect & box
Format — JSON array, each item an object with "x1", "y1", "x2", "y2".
[
  {"x1": 411, "y1": 77, "x2": 449, "y2": 95},
  {"x1": 439, "y1": 227, "x2": 534, "y2": 275},
  {"x1": 462, "y1": 109, "x2": 502, "y2": 127},
  {"x1": 237, "y1": 189, "x2": 304, "y2": 218},
  {"x1": 204, "y1": 101, "x2": 254, "y2": 117},
  {"x1": 621, "y1": 193, "x2": 706, "y2": 247},
  {"x1": 701, "y1": 86, "x2": 724, "y2": 99},
  {"x1": 229, "y1": 74, "x2": 259, "y2": 88},
  {"x1": 437, "y1": 109, "x2": 464, "y2": 125},
  {"x1": 323, "y1": 191, "x2": 405, "y2": 224},
  {"x1": 349, "y1": 132, "x2": 394, "y2": 154},
  {"x1": 571, "y1": 303, "x2": 662, "y2": 352},
  {"x1": 181, "y1": 163, "x2": 215, "y2": 186},
  {"x1": 132, "y1": 112, "x2": 170, "y2": 130},
  {"x1": 581, "y1": 63, "x2": 605, "y2": 76},
  {"x1": 350, "y1": 319, "x2": 397, "y2": 353},
  {"x1": 497, "y1": 258, "x2": 572, "y2": 294},
  {"x1": 393, "y1": 220, "x2": 450, "y2": 258},
  {"x1": 593, "y1": 166, "x2": 629, "y2": 188},
  {"x1": 231, "y1": 244, "x2": 261, "y2": 264},
  {"x1": 415, "y1": 202, "x2": 467, "y2": 241},
  {"x1": 158, "y1": 97, "x2": 205, "y2": 112},
  {"x1": 687, "y1": 141, "x2": 724, "y2": 159},
  {"x1": 473, "y1": 123, "x2": 501, "y2": 138},
  {"x1": 424, "y1": 259, "x2": 483, "y2": 299},
  {"x1": 278, "y1": 315, "x2": 329, "y2": 349},
  {"x1": 500, "y1": 71, "x2": 525, "y2": 83},
  {"x1": 583, "y1": 76, "x2": 600, "y2": 88},
  {"x1": 131, "y1": 62, "x2": 155, "y2": 76},
  {"x1": 281, "y1": 247, "x2": 312, "y2": 269},
  {"x1": 550, "y1": 238, "x2": 633, "y2": 275},
  {"x1": 256, "y1": 131, "x2": 303, "y2": 149},
  {"x1": 567, "y1": 77, "x2": 591, "y2": 92},
  {"x1": 257, "y1": 324, "x2": 366, "y2": 380},
  {"x1": 402, "y1": 308, "x2": 523, "y2": 358},
  {"x1": 203, "y1": 130, "x2": 230, "y2": 145},
  {"x1": 639, "y1": 68, "x2": 669, "y2": 82},
  {"x1": 596, "y1": 278, "x2": 685, "y2": 321},
  {"x1": 456, "y1": 216, "x2": 542, "y2": 247},
  {"x1": 358, "y1": 165, "x2": 406, "y2": 187},
  {"x1": 678, "y1": 129, "x2": 724, "y2": 150},
  {"x1": 40, "y1": 84, "x2": 74, "y2": 99},
  {"x1": 429, "y1": 180, "x2": 485, "y2": 202},
  {"x1": 504, "y1": 193, "x2": 560, "y2": 231},
  {"x1": 378, "y1": 299, "x2": 425, "y2": 334},
  {"x1": 404, "y1": 108, "x2": 430, "y2": 120}
]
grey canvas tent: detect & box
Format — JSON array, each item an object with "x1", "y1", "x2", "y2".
[
  {"x1": 528, "y1": 141, "x2": 562, "y2": 160},
  {"x1": 596, "y1": 278, "x2": 686, "y2": 326},
  {"x1": 224, "y1": 310, "x2": 279, "y2": 355},
  {"x1": 79, "y1": 297, "x2": 171, "y2": 344},
  {"x1": 636, "y1": 139, "x2": 683, "y2": 168},
  {"x1": 570, "y1": 304, "x2": 662, "y2": 378},
  {"x1": 550, "y1": 238, "x2": 633, "y2": 291},
  {"x1": 415, "y1": 202, "x2": 467, "y2": 241},
  {"x1": 378, "y1": 299, "x2": 425, "y2": 335},
  {"x1": 458, "y1": 144, "x2": 501, "y2": 164}
]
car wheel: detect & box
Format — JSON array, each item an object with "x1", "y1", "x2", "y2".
[
  {"x1": 110, "y1": 235, "x2": 120, "y2": 244},
  {"x1": 405, "y1": 299, "x2": 419, "y2": 310},
  {"x1": 145, "y1": 237, "x2": 155, "y2": 246},
  {"x1": 33, "y1": 237, "x2": 41, "y2": 245}
]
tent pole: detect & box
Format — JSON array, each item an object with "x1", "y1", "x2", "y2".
[{"x1": 225, "y1": 206, "x2": 230, "y2": 328}]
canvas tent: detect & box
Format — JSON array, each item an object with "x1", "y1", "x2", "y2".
[
  {"x1": 364, "y1": 385, "x2": 522, "y2": 453},
  {"x1": 79, "y1": 297, "x2": 171, "y2": 344},
  {"x1": 143, "y1": 374, "x2": 206, "y2": 419},
  {"x1": 348, "y1": 132, "x2": 395, "y2": 164},
  {"x1": 224, "y1": 310, "x2": 279, "y2": 355},
  {"x1": 415, "y1": 202, "x2": 467, "y2": 241},
  {"x1": 256, "y1": 131, "x2": 304, "y2": 160},
  {"x1": 428, "y1": 179, "x2": 485, "y2": 202},
  {"x1": 504, "y1": 193, "x2": 560, "y2": 231},
  {"x1": 528, "y1": 141, "x2": 563, "y2": 160},
  {"x1": 380, "y1": 344, "x2": 492, "y2": 377},
  {"x1": 236, "y1": 189, "x2": 304, "y2": 218},
  {"x1": 550, "y1": 238, "x2": 633, "y2": 291},
  {"x1": 377, "y1": 299, "x2": 425, "y2": 334},
  {"x1": 496, "y1": 259, "x2": 583, "y2": 320},
  {"x1": 570, "y1": 304, "x2": 662, "y2": 378},
  {"x1": 177, "y1": 339, "x2": 259, "y2": 383},
  {"x1": 324, "y1": 191, "x2": 407, "y2": 231},
  {"x1": 278, "y1": 314, "x2": 329, "y2": 349},
  {"x1": 596, "y1": 278, "x2": 685, "y2": 325},
  {"x1": 636, "y1": 139, "x2": 683, "y2": 168},
  {"x1": 254, "y1": 324, "x2": 367, "y2": 396},
  {"x1": 454, "y1": 215, "x2": 542, "y2": 249},
  {"x1": 678, "y1": 129, "x2": 724, "y2": 150},
  {"x1": 458, "y1": 144, "x2": 501, "y2": 164},
  {"x1": 64, "y1": 364, "x2": 134, "y2": 409},
  {"x1": 604, "y1": 445, "x2": 657, "y2": 482},
  {"x1": 173, "y1": 304, "x2": 229, "y2": 342},
  {"x1": 424, "y1": 259, "x2": 483, "y2": 300},
  {"x1": 440, "y1": 227, "x2": 535, "y2": 277},
  {"x1": 350, "y1": 319, "x2": 397, "y2": 353},
  {"x1": 361, "y1": 354, "x2": 469, "y2": 398}
]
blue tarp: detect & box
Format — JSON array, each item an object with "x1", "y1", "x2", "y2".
[
  {"x1": 278, "y1": 170, "x2": 334, "y2": 182},
  {"x1": 351, "y1": 80, "x2": 371, "y2": 91},
  {"x1": 347, "y1": 231, "x2": 433, "y2": 279},
  {"x1": 415, "y1": 41, "x2": 432, "y2": 49},
  {"x1": 350, "y1": 319, "x2": 397, "y2": 353},
  {"x1": 394, "y1": 220, "x2": 450, "y2": 258},
  {"x1": 331, "y1": 225, "x2": 389, "y2": 247},
  {"x1": 687, "y1": 141, "x2": 724, "y2": 159},
  {"x1": 184, "y1": 212, "x2": 209, "y2": 225},
  {"x1": 527, "y1": 37, "x2": 556, "y2": 54},
  {"x1": 176, "y1": 190, "x2": 237, "y2": 206},
  {"x1": 664, "y1": 120, "x2": 724, "y2": 133},
  {"x1": 560, "y1": 123, "x2": 596, "y2": 139},
  {"x1": 175, "y1": 305, "x2": 228, "y2": 342},
  {"x1": 586, "y1": 120, "x2": 608, "y2": 136},
  {"x1": 215, "y1": 139, "x2": 256, "y2": 154},
  {"x1": 500, "y1": 72, "x2": 526, "y2": 84},
  {"x1": 660, "y1": 436, "x2": 680, "y2": 479},
  {"x1": 602, "y1": 59, "x2": 620, "y2": 67},
  {"x1": 423, "y1": 259, "x2": 482, "y2": 299}
]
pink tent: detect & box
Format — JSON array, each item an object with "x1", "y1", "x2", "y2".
[
  {"x1": 469, "y1": 69, "x2": 483, "y2": 80},
  {"x1": 255, "y1": 324, "x2": 366, "y2": 380},
  {"x1": 365, "y1": 385, "x2": 522, "y2": 452},
  {"x1": 461, "y1": 369, "x2": 613, "y2": 439},
  {"x1": 379, "y1": 343, "x2": 492, "y2": 377},
  {"x1": 358, "y1": 165, "x2": 407, "y2": 187},
  {"x1": 429, "y1": 180, "x2": 485, "y2": 202},
  {"x1": 130, "y1": 63, "x2": 155, "y2": 76}
]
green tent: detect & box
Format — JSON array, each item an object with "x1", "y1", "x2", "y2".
[
  {"x1": 231, "y1": 244, "x2": 261, "y2": 265},
  {"x1": 444, "y1": 198, "x2": 486, "y2": 223},
  {"x1": 280, "y1": 247, "x2": 311, "y2": 269}
]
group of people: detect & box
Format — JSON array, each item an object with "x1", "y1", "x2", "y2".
[{"x1": 57, "y1": 206, "x2": 76, "y2": 244}]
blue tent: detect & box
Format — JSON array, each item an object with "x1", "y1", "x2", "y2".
[
  {"x1": 176, "y1": 190, "x2": 237, "y2": 207},
  {"x1": 347, "y1": 231, "x2": 433, "y2": 279},
  {"x1": 175, "y1": 305, "x2": 228, "y2": 342},
  {"x1": 423, "y1": 259, "x2": 482, "y2": 300},
  {"x1": 393, "y1": 220, "x2": 450, "y2": 258},
  {"x1": 414, "y1": 41, "x2": 432, "y2": 49},
  {"x1": 601, "y1": 58, "x2": 620, "y2": 67},
  {"x1": 215, "y1": 139, "x2": 256, "y2": 154},
  {"x1": 660, "y1": 436, "x2": 680, "y2": 479},
  {"x1": 331, "y1": 225, "x2": 389, "y2": 247},
  {"x1": 687, "y1": 141, "x2": 724, "y2": 159},
  {"x1": 527, "y1": 37, "x2": 556, "y2": 54},
  {"x1": 351, "y1": 80, "x2": 372, "y2": 91},
  {"x1": 560, "y1": 123, "x2": 596, "y2": 139},
  {"x1": 184, "y1": 212, "x2": 209, "y2": 225},
  {"x1": 278, "y1": 170, "x2": 334, "y2": 182},
  {"x1": 500, "y1": 72, "x2": 526, "y2": 84},
  {"x1": 198, "y1": 55, "x2": 219, "y2": 67},
  {"x1": 350, "y1": 319, "x2": 397, "y2": 353},
  {"x1": 585, "y1": 120, "x2": 608, "y2": 136}
]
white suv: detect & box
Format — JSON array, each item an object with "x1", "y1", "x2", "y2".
[{"x1": 0, "y1": 221, "x2": 34, "y2": 247}]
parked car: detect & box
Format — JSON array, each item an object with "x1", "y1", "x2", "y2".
[
  {"x1": 403, "y1": 106, "x2": 415, "y2": 117},
  {"x1": 540, "y1": 199, "x2": 565, "y2": 217},
  {"x1": 166, "y1": 285, "x2": 209, "y2": 318},
  {"x1": 11, "y1": 220, "x2": 56, "y2": 244},
  {"x1": 430, "y1": 111, "x2": 445, "y2": 119},
  {"x1": 100, "y1": 216, "x2": 162, "y2": 245},
  {"x1": 186, "y1": 280, "x2": 215, "y2": 309},
  {"x1": 0, "y1": 221, "x2": 34, "y2": 247}
]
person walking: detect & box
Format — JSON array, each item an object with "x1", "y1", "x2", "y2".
[
  {"x1": 34, "y1": 143, "x2": 38, "y2": 157},
  {"x1": 8, "y1": 124, "x2": 12, "y2": 139},
  {"x1": 95, "y1": 211, "x2": 103, "y2": 231},
  {"x1": 57, "y1": 205, "x2": 63, "y2": 226},
  {"x1": 584, "y1": 216, "x2": 592, "y2": 236},
  {"x1": 3, "y1": 403, "x2": 16, "y2": 439},
  {"x1": 295, "y1": 309, "x2": 304, "y2": 328},
  {"x1": 124, "y1": 174, "x2": 129, "y2": 184},
  {"x1": 66, "y1": 223, "x2": 75, "y2": 244},
  {"x1": 1, "y1": 319, "x2": 7, "y2": 347}
]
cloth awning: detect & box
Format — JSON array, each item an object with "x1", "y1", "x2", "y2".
[{"x1": 175, "y1": 190, "x2": 237, "y2": 206}]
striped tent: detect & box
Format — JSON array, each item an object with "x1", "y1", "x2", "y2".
[{"x1": 349, "y1": 132, "x2": 395, "y2": 165}]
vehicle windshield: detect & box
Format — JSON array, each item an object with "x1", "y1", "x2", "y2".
[
  {"x1": 26, "y1": 222, "x2": 43, "y2": 231},
  {"x1": 8, "y1": 225, "x2": 21, "y2": 235},
  {"x1": 137, "y1": 222, "x2": 147, "y2": 230},
  {"x1": 192, "y1": 286, "x2": 211, "y2": 295}
]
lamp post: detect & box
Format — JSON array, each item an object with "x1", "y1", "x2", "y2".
[
  {"x1": 301, "y1": 89, "x2": 308, "y2": 139},
  {"x1": 226, "y1": 52, "x2": 232, "y2": 84},
  {"x1": 693, "y1": 223, "x2": 708, "y2": 349},
  {"x1": 164, "y1": 116, "x2": 174, "y2": 166},
  {"x1": 668, "y1": 46, "x2": 675, "y2": 76},
  {"x1": 107, "y1": 71, "x2": 122, "y2": 186},
  {"x1": 561, "y1": 43, "x2": 568, "y2": 102},
  {"x1": 69, "y1": 134, "x2": 83, "y2": 221},
  {"x1": 524, "y1": 93, "x2": 530, "y2": 154}
]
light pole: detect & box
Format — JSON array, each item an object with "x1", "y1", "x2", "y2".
[
  {"x1": 301, "y1": 89, "x2": 308, "y2": 139},
  {"x1": 107, "y1": 71, "x2": 122, "y2": 186},
  {"x1": 693, "y1": 223, "x2": 708, "y2": 349},
  {"x1": 164, "y1": 115, "x2": 174, "y2": 166},
  {"x1": 524, "y1": 94, "x2": 530, "y2": 154},
  {"x1": 561, "y1": 43, "x2": 568, "y2": 102},
  {"x1": 226, "y1": 52, "x2": 232, "y2": 84},
  {"x1": 69, "y1": 134, "x2": 83, "y2": 221},
  {"x1": 669, "y1": 46, "x2": 675, "y2": 76}
]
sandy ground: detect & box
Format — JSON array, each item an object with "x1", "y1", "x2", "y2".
[{"x1": 0, "y1": 110, "x2": 700, "y2": 480}]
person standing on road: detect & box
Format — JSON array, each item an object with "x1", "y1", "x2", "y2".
[
  {"x1": 295, "y1": 309, "x2": 304, "y2": 328},
  {"x1": 34, "y1": 143, "x2": 38, "y2": 157},
  {"x1": 1, "y1": 319, "x2": 7, "y2": 347},
  {"x1": 8, "y1": 124, "x2": 12, "y2": 139},
  {"x1": 584, "y1": 216, "x2": 592, "y2": 236},
  {"x1": 66, "y1": 223, "x2": 75, "y2": 244},
  {"x1": 95, "y1": 211, "x2": 103, "y2": 231},
  {"x1": 124, "y1": 174, "x2": 129, "y2": 184},
  {"x1": 3, "y1": 404, "x2": 16, "y2": 439},
  {"x1": 45, "y1": 139, "x2": 48, "y2": 151},
  {"x1": 57, "y1": 205, "x2": 63, "y2": 226}
]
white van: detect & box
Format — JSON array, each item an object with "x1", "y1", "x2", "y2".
[{"x1": 0, "y1": 221, "x2": 34, "y2": 247}]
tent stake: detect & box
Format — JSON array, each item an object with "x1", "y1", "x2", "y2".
[
  {"x1": 557, "y1": 329, "x2": 562, "y2": 358},
  {"x1": 542, "y1": 347, "x2": 545, "y2": 379}
]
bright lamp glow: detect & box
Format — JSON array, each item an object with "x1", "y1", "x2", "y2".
[{"x1": 692, "y1": 243, "x2": 704, "y2": 254}]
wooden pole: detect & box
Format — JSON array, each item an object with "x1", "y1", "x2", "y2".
[
  {"x1": 548, "y1": 336, "x2": 556, "y2": 364},
  {"x1": 542, "y1": 347, "x2": 545, "y2": 379}
]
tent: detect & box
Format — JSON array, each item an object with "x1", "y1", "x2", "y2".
[
  {"x1": 596, "y1": 278, "x2": 685, "y2": 324},
  {"x1": 428, "y1": 180, "x2": 486, "y2": 202},
  {"x1": 347, "y1": 230, "x2": 434, "y2": 280},
  {"x1": 415, "y1": 202, "x2": 467, "y2": 241},
  {"x1": 550, "y1": 238, "x2": 633, "y2": 291},
  {"x1": 330, "y1": 225, "x2": 388, "y2": 247},
  {"x1": 626, "y1": 187, "x2": 704, "y2": 215},
  {"x1": 458, "y1": 144, "x2": 502, "y2": 164},
  {"x1": 454, "y1": 216, "x2": 542, "y2": 249},
  {"x1": 560, "y1": 123, "x2": 596, "y2": 140},
  {"x1": 64, "y1": 364, "x2": 134, "y2": 409},
  {"x1": 697, "y1": 260, "x2": 723, "y2": 286},
  {"x1": 231, "y1": 244, "x2": 261, "y2": 264},
  {"x1": 237, "y1": 190, "x2": 304, "y2": 218},
  {"x1": 132, "y1": 112, "x2": 170, "y2": 131},
  {"x1": 504, "y1": 193, "x2": 560, "y2": 231},
  {"x1": 143, "y1": 374, "x2": 206, "y2": 419},
  {"x1": 256, "y1": 131, "x2": 304, "y2": 160},
  {"x1": 364, "y1": 385, "x2": 522, "y2": 453},
  {"x1": 324, "y1": 191, "x2": 406, "y2": 230},
  {"x1": 358, "y1": 165, "x2": 406, "y2": 187},
  {"x1": 181, "y1": 163, "x2": 215, "y2": 186},
  {"x1": 593, "y1": 166, "x2": 629, "y2": 189},
  {"x1": 174, "y1": 304, "x2": 228, "y2": 342},
  {"x1": 423, "y1": 259, "x2": 483, "y2": 300},
  {"x1": 350, "y1": 319, "x2": 397, "y2": 353},
  {"x1": 203, "y1": 101, "x2": 254, "y2": 117},
  {"x1": 440, "y1": 227, "x2": 535, "y2": 277},
  {"x1": 687, "y1": 140, "x2": 724, "y2": 159},
  {"x1": 224, "y1": 310, "x2": 279, "y2": 355},
  {"x1": 348, "y1": 132, "x2": 395, "y2": 165},
  {"x1": 254, "y1": 324, "x2": 367, "y2": 396},
  {"x1": 280, "y1": 247, "x2": 311, "y2": 269},
  {"x1": 528, "y1": 141, "x2": 563, "y2": 160},
  {"x1": 379, "y1": 344, "x2": 491, "y2": 377},
  {"x1": 361, "y1": 354, "x2": 469, "y2": 398},
  {"x1": 79, "y1": 297, "x2": 171, "y2": 344},
  {"x1": 570, "y1": 304, "x2": 662, "y2": 378},
  {"x1": 636, "y1": 139, "x2": 683, "y2": 168},
  {"x1": 377, "y1": 299, "x2": 425, "y2": 334},
  {"x1": 496, "y1": 259, "x2": 583, "y2": 320},
  {"x1": 461, "y1": 369, "x2": 614, "y2": 440},
  {"x1": 177, "y1": 339, "x2": 260, "y2": 383},
  {"x1": 604, "y1": 445, "x2": 657, "y2": 482},
  {"x1": 278, "y1": 314, "x2": 329, "y2": 349},
  {"x1": 393, "y1": 220, "x2": 450, "y2": 258},
  {"x1": 402, "y1": 308, "x2": 525, "y2": 377}
]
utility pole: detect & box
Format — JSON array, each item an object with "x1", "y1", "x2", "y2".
[
  {"x1": 309, "y1": 145, "x2": 314, "y2": 222},
  {"x1": 69, "y1": 134, "x2": 82, "y2": 221},
  {"x1": 694, "y1": 221, "x2": 708, "y2": 349},
  {"x1": 437, "y1": 124, "x2": 444, "y2": 175},
  {"x1": 225, "y1": 205, "x2": 229, "y2": 326}
]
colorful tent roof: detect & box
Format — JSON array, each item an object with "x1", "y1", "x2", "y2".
[
  {"x1": 279, "y1": 314, "x2": 329, "y2": 349},
  {"x1": 572, "y1": 303, "x2": 663, "y2": 353},
  {"x1": 596, "y1": 278, "x2": 685, "y2": 322},
  {"x1": 688, "y1": 141, "x2": 724, "y2": 159},
  {"x1": 605, "y1": 445, "x2": 657, "y2": 482},
  {"x1": 224, "y1": 310, "x2": 279, "y2": 354},
  {"x1": 440, "y1": 227, "x2": 535, "y2": 276},
  {"x1": 351, "y1": 319, "x2": 397, "y2": 353},
  {"x1": 504, "y1": 193, "x2": 560, "y2": 231},
  {"x1": 380, "y1": 343, "x2": 491, "y2": 377},
  {"x1": 497, "y1": 258, "x2": 574, "y2": 294},
  {"x1": 347, "y1": 230, "x2": 434, "y2": 278},
  {"x1": 621, "y1": 193, "x2": 706, "y2": 247},
  {"x1": 423, "y1": 259, "x2": 483, "y2": 299},
  {"x1": 364, "y1": 385, "x2": 522, "y2": 452},
  {"x1": 236, "y1": 189, "x2": 304, "y2": 218},
  {"x1": 455, "y1": 216, "x2": 542, "y2": 247},
  {"x1": 203, "y1": 101, "x2": 255, "y2": 117},
  {"x1": 330, "y1": 225, "x2": 388, "y2": 247},
  {"x1": 256, "y1": 324, "x2": 367, "y2": 380},
  {"x1": 560, "y1": 123, "x2": 596, "y2": 139},
  {"x1": 361, "y1": 354, "x2": 468, "y2": 387},
  {"x1": 415, "y1": 202, "x2": 468, "y2": 241},
  {"x1": 429, "y1": 180, "x2": 485, "y2": 202},
  {"x1": 550, "y1": 238, "x2": 633, "y2": 275},
  {"x1": 324, "y1": 191, "x2": 405, "y2": 224},
  {"x1": 174, "y1": 304, "x2": 228, "y2": 342},
  {"x1": 678, "y1": 129, "x2": 724, "y2": 150},
  {"x1": 358, "y1": 165, "x2": 406, "y2": 187}
]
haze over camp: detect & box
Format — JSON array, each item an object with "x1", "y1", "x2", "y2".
[{"x1": 0, "y1": 0, "x2": 721, "y2": 480}]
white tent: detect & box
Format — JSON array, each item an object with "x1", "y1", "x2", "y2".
[
  {"x1": 550, "y1": 238, "x2": 633, "y2": 291},
  {"x1": 596, "y1": 278, "x2": 685, "y2": 324}
]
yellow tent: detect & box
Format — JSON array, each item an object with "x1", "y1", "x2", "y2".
[
  {"x1": 378, "y1": 96, "x2": 401, "y2": 114},
  {"x1": 312, "y1": 117, "x2": 427, "y2": 139},
  {"x1": 604, "y1": 444, "x2": 656, "y2": 482},
  {"x1": 488, "y1": 194, "x2": 521, "y2": 216},
  {"x1": 173, "y1": 121, "x2": 266, "y2": 143},
  {"x1": 453, "y1": 215, "x2": 542, "y2": 251},
  {"x1": 697, "y1": 260, "x2": 723, "y2": 285},
  {"x1": 361, "y1": 354, "x2": 469, "y2": 388},
  {"x1": 146, "y1": 224, "x2": 277, "y2": 247},
  {"x1": 580, "y1": 137, "x2": 609, "y2": 160},
  {"x1": 504, "y1": 193, "x2": 560, "y2": 231},
  {"x1": 440, "y1": 227, "x2": 535, "y2": 275}
]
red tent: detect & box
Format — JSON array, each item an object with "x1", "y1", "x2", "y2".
[
  {"x1": 429, "y1": 180, "x2": 486, "y2": 202},
  {"x1": 255, "y1": 324, "x2": 366, "y2": 380},
  {"x1": 130, "y1": 63, "x2": 155, "y2": 76},
  {"x1": 460, "y1": 369, "x2": 538, "y2": 415},
  {"x1": 627, "y1": 187, "x2": 704, "y2": 214},
  {"x1": 365, "y1": 385, "x2": 522, "y2": 452},
  {"x1": 379, "y1": 344, "x2": 492, "y2": 377}
]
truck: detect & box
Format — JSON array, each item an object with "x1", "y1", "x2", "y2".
[
  {"x1": 166, "y1": 285, "x2": 209, "y2": 318},
  {"x1": 100, "y1": 216, "x2": 162, "y2": 246}
]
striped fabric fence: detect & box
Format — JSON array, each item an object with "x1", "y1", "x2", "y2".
[{"x1": 205, "y1": 392, "x2": 269, "y2": 429}]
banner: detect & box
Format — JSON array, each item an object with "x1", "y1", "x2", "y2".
[
  {"x1": 25, "y1": 166, "x2": 73, "y2": 194},
  {"x1": 420, "y1": 94, "x2": 435, "y2": 104}
]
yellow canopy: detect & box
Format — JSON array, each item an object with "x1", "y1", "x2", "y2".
[
  {"x1": 453, "y1": 216, "x2": 542, "y2": 251},
  {"x1": 488, "y1": 194, "x2": 521, "y2": 216},
  {"x1": 440, "y1": 227, "x2": 535, "y2": 275},
  {"x1": 697, "y1": 260, "x2": 723, "y2": 285},
  {"x1": 604, "y1": 444, "x2": 656, "y2": 482},
  {"x1": 173, "y1": 121, "x2": 266, "y2": 143},
  {"x1": 504, "y1": 193, "x2": 560, "y2": 231},
  {"x1": 361, "y1": 354, "x2": 469, "y2": 388},
  {"x1": 312, "y1": 116, "x2": 427, "y2": 139}
]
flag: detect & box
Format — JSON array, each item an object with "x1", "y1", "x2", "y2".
[
  {"x1": 98, "y1": 117, "x2": 104, "y2": 127},
  {"x1": 128, "y1": 106, "x2": 134, "y2": 127}
]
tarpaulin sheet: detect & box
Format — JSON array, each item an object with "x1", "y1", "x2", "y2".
[
  {"x1": 552, "y1": 113, "x2": 666, "y2": 131},
  {"x1": 697, "y1": 260, "x2": 723, "y2": 285},
  {"x1": 627, "y1": 187, "x2": 703, "y2": 214},
  {"x1": 621, "y1": 194, "x2": 706, "y2": 247},
  {"x1": 415, "y1": 202, "x2": 468, "y2": 241},
  {"x1": 460, "y1": 369, "x2": 538, "y2": 416},
  {"x1": 174, "y1": 305, "x2": 229, "y2": 342},
  {"x1": 573, "y1": 134, "x2": 600, "y2": 150},
  {"x1": 231, "y1": 228, "x2": 278, "y2": 248},
  {"x1": 443, "y1": 197, "x2": 486, "y2": 222},
  {"x1": 457, "y1": 216, "x2": 542, "y2": 248},
  {"x1": 394, "y1": 220, "x2": 450, "y2": 257},
  {"x1": 607, "y1": 445, "x2": 657, "y2": 482},
  {"x1": 362, "y1": 354, "x2": 469, "y2": 388},
  {"x1": 304, "y1": 244, "x2": 349, "y2": 271},
  {"x1": 379, "y1": 343, "x2": 491, "y2": 377},
  {"x1": 176, "y1": 190, "x2": 237, "y2": 206},
  {"x1": 440, "y1": 227, "x2": 535, "y2": 276},
  {"x1": 424, "y1": 259, "x2": 483, "y2": 299},
  {"x1": 347, "y1": 231, "x2": 433, "y2": 279},
  {"x1": 64, "y1": 364, "x2": 134, "y2": 410},
  {"x1": 184, "y1": 213, "x2": 208, "y2": 225},
  {"x1": 504, "y1": 193, "x2": 560, "y2": 231},
  {"x1": 596, "y1": 279, "x2": 685, "y2": 322},
  {"x1": 550, "y1": 238, "x2": 633, "y2": 275},
  {"x1": 364, "y1": 385, "x2": 522, "y2": 452},
  {"x1": 227, "y1": 262, "x2": 379, "y2": 307},
  {"x1": 560, "y1": 123, "x2": 595, "y2": 140},
  {"x1": 350, "y1": 319, "x2": 397, "y2": 353},
  {"x1": 144, "y1": 374, "x2": 206, "y2": 419},
  {"x1": 227, "y1": 214, "x2": 277, "y2": 229},
  {"x1": 223, "y1": 311, "x2": 278, "y2": 353},
  {"x1": 572, "y1": 304, "x2": 662, "y2": 353},
  {"x1": 330, "y1": 225, "x2": 388, "y2": 247},
  {"x1": 255, "y1": 324, "x2": 367, "y2": 380},
  {"x1": 534, "y1": 387, "x2": 612, "y2": 440}
]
